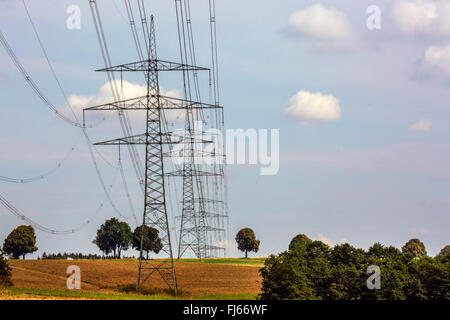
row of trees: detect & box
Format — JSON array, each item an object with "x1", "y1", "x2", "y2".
[
  {"x1": 0, "y1": 222, "x2": 261, "y2": 260},
  {"x1": 93, "y1": 218, "x2": 162, "y2": 259},
  {"x1": 41, "y1": 252, "x2": 103, "y2": 260},
  {"x1": 260, "y1": 234, "x2": 449, "y2": 300},
  {"x1": 0, "y1": 220, "x2": 163, "y2": 260},
  {"x1": 93, "y1": 222, "x2": 263, "y2": 259}
]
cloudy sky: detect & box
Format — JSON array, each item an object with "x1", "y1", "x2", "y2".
[{"x1": 0, "y1": 0, "x2": 449, "y2": 257}]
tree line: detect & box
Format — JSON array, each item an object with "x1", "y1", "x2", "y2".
[
  {"x1": 259, "y1": 234, "x2": 449, "y2": 300},
  {"x1": 1, "y1": 224, "x2": 448, "y2": 300},
  {"x1": 40, "y1": 252, "x2": 103, "y2": 260},
  {"x1": 0, "y1": 219, "x2": 163, "y2": 261},
  {"x1": 0, "y1": 223, "x2": 262, "y2": 261}
]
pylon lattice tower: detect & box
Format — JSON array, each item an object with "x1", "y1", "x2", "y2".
[
  {"x1": 84, "y1": 16, "x2": 223, "y2": 292},
  {"x1": 173, "y1": 0, "x2": 228, "y2": 261}
]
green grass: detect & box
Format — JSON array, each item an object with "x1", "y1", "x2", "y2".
[
  {"x1": 5, "y1": 288, "x2": 259, "y2": 300},
  {"x1": 7, "y1": 287, "x2": 175, "y2": 300},
  {"x1": 116, "y1": 284, "x2": 189, "y2": 297},
  {"x1": 194, "y1": 293, "x2": 259, "y2": 300},
  {"x1": 161, "y1": 258, "x2": 266, "y2": 266},
  {"x1": 39, "y1": 257, "x2": 267, "y2": 266}
]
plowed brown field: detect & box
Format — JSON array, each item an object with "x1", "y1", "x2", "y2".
[{"x1": 8, "y1": 260, "x2": 262, "y2": 296}]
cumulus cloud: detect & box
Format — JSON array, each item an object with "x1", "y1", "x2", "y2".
[
  {"x1": 64, "y1": 80, "x2": 183, "y2": 122},
  {"x1": 314, "y1": 234, "x2": 350, "y2": 247},
  {"x1": 212, "y1": 240, "x2": 241, "y2": 257},
  {"x1": 285, "y1": 90, "x2": 341, "y2": 126},
  {"x1": 287, "y1": 4, "x2": 360, "y2": 50},
  {"x1": 316, "y1": 233, "x2": 335, "y2": 247},
  {"x1": 392, "y1": 0, "x2": 450, "y2": 37},
  {"x1": 410, "y1": 120, "x2": 432, "y2": 132},
  {"x1": 409, "y1": 227, "x2": 428, "y2": 235},
  {"x1": 413, "y1": 45, "x2": 450, "y2": 85}
]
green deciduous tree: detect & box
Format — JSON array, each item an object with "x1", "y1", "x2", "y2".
[
  {"x1": 401, "y1": 238, "x2": 427, "y2": 258},
  {"x1": 0, "y1": 250, "x2": 12, "y2": 287},
  {"x1": 405, "y1": 255, "x2": 449, "y2": 300},
  {"x1": 2, "y1": 225, "x2": 38, "y2": 259},
  {"x1": 288, "y1": 234, "x2": 312, "y2": 250},
  {"x1": 367, "y1": 242, "x2": 402, "y2": 259},
  {"x1": 132, "y1": 225, "x2": 163, "y2": 259},
  {"x1": 260, "y1": 250, "x2": 317, "y2": 300},
  {"x1": 93, "y1": 218, "x2": 133, "y2": 258},
  {"x1": 438, "y1": 245, "x2": 450, "y2": 257},
  {"x1": 259, "y1": 237, "x2": 448, "y2": 300},
  {"x1": 235, "y1": 228, "x2": 260, "y2": 258}
]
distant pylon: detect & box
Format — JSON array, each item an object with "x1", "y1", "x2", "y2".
[{"x1": 84, "y1": 15, "x2": 222, "y2": 292}]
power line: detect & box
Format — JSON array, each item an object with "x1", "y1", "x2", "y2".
[
  {"x1": 89, "y1": 0, "x2": 146, "y2": 194},
  {"x1": 0, "y1": 165, "x2": 121, "y2": 235},
  {"x1": 0, "y1": 3, "x2": 132, "y2": 225},
  {"x1": 0, "y1": 31, "x2": 83, "y2": 128},
  {"x1": 0, "y1": 132, "x2": 83, "y2": 183}
]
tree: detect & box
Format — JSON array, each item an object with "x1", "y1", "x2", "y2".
[
  {"x1": 260, "y1": 250, "x2": 317, "y2": 300},
  {"x1": 235, "y1": 228, "x2": 260, "y2": 258},
  {"x1": 367, "y1": 243, "x2": 402, "y2": 259},
  {"x1": 260, "y1": 238, "x2": 448, "y2": 300},
  {"x1": 402, "y1": 239, "x2": 427, "y2": 258},
  {"x1": 2, "y1": 225, "x2": 38, "y2": 259},
  {"x1": 438, "y1": 245, "x2": 450, "y2": 257},
  {"x1": 132, "y1": 225, "x2": 163, "y2": 259},
  {"x1": 405, "y1": 256, "x2": 449, "y2": 300},
  {"x1": 0, "y1": 250, "x2": 12, "y2": 287},
  {"x1": 93, "y1": 218, "x2": 133, "y2": 258},
  {"x1": 288, "y1": 234, "x2": 312, "y2": 250}
]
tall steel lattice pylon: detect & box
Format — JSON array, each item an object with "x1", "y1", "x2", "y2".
[
  {"x1": 174, "y1": 0, "x2": 227, "y2": 261},
  {"x1": 84, "y1": 15, "x2": 222, "y2": 292},
  {"x1": 177, "y1": 111, "x2": 207, "y2": 260},
  {"x1": 136, "y1": 16, "x2": 177, "y2": 291}
]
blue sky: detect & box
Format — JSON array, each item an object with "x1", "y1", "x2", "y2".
[{"x1": 0, "y1": 0, "x2": 449, "y2": 257}]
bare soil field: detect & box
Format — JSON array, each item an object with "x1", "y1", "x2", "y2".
[{"x1": 8, "y1": 259, "x2": 262, "y2": 297}]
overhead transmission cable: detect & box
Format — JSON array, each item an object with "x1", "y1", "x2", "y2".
[
  {"x1": 89, "y1": 0, "x2": 146, "y2": 195},
  {"x1": 0, "y1": 132, "x2": 83, "y2": 183},
  {"x1": 0, "y1": 164, "x2": 121, "y2": 235},
  {"x1": 20, "y1": 0, "x2": 129, "y2": 215},
  {"x1": 0, "y1": 2, "x2": 133, "y2": 231}
]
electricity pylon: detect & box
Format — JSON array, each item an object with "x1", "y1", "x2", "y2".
[{"x1": 84, "y1": 16, "x2": 221, "y2": 292}]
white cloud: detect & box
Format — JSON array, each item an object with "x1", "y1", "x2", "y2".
[
  {"x1": 414, "y1": 45, "x2": 450, "y2": 85},
  {"x1": 213, "y1": 240, "x2": 241, "y2": 258},
  {"x1": 287, "y1": 4, "x2": 360, "y2": 50},
  {"x1": 410, "y1": 120, "x2": 432, "y2": 132},
  {"x1": 316, "y1": 233, "x2": 335, "y2": 247},
  {"x1": 285, "y1": 90, "x2": 341, "y2": 126},
  {"x1": 315, "y1": 234, "x2": 349, "y2": 247},
  {"x1": 409, "y1": 227, "x2": 428, "y2": 235},
  {"x1": 64, "y1": 80, "x2": 183, "y2": 121},
  {"x1": 289, "y1": 4, "x2": 353, "y2": 40},
  {"x1": 392, "y1": 0, "x2": 450, "y2": 36},
  {"x1": 392, "y1": 0, "x2": 438, "y2": 32}
]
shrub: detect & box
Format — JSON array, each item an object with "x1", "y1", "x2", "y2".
[{"x1": 0, "y1": 250, "x2": 13, "y2": 288}]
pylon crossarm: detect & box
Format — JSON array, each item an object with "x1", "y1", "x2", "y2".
[
  {"x1": 95, "y1": 58, "x2": 209, "y2": 73},
  {"x1": 93, "y1": 133, "x2": 215, "y2": 146},
  {"x1": 83, "y1": 94, "x2": 222, "y2": 113}
]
